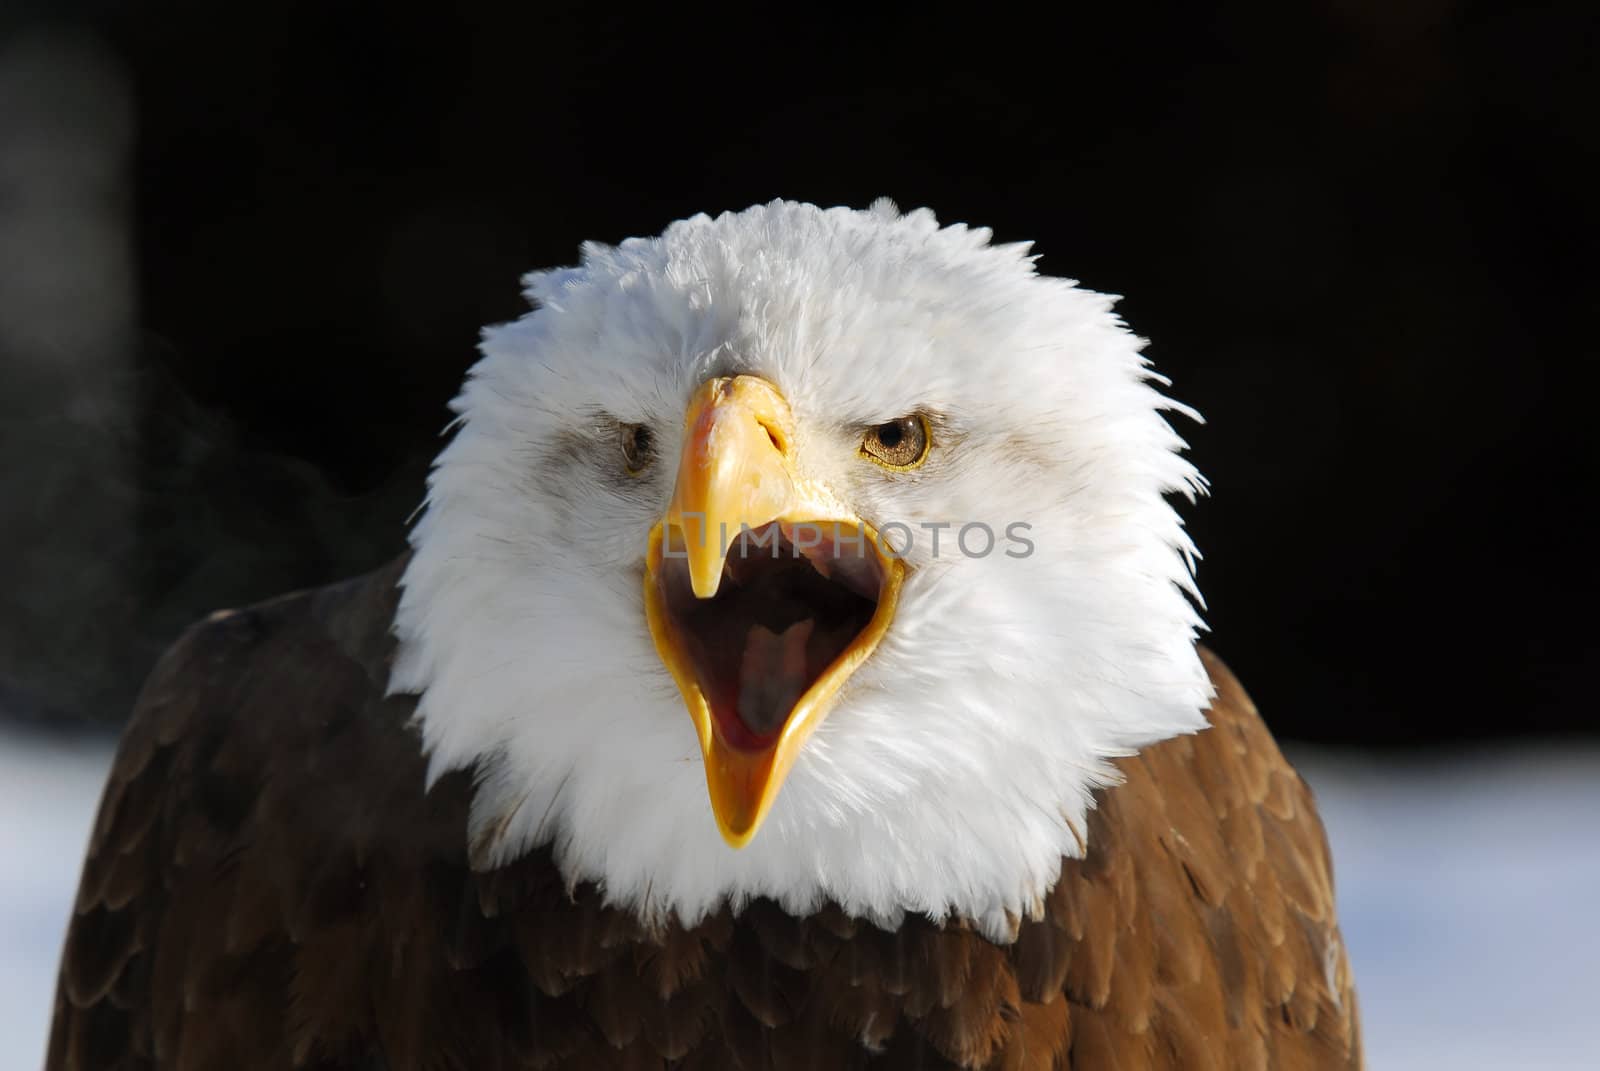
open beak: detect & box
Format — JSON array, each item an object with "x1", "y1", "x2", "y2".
[{"x1": 644, "y1": 375, "x2": 905, "y2": 847}]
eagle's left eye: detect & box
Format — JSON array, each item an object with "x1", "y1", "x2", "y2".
[
  {"x1": 860, "y1": 414, "x2": 931, "y2": 470},
  {"x1": 620, "y1": 423, "x2": 655, "y2": 474}
]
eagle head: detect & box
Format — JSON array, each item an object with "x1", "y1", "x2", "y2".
[{"x1": 391, "y1": 200, "x2": 1211, "y2": 939}]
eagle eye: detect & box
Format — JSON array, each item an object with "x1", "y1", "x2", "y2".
[
  {"x1": 860, "y1": 414, "x2": 931, "y2": 470},
  {"x1": 620, "y1": 423, "x2": 655, "y2": 474}
]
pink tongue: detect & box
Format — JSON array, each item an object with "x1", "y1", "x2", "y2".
[{"x1": 736, "y1": 620, "x2": 814, "y2": 737}]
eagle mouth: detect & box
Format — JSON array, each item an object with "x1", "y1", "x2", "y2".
[
  {"x1": 655, "y1": 521, "x2": 886, "y2": 751},
  {"x1": 644, "y1": 512, "x2": 905, "y2": 846}
]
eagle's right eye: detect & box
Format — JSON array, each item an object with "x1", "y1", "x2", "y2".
[
  {"x1": 860, "y1": 413, "x2": 931, "y2": 470},
  {"x1": 620, "y1": 423, "x2": 655, "y2": 475}
]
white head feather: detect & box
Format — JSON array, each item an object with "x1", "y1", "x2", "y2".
[{"x1": 390, "y1": 199, "x2": 1212, "y2": 941}]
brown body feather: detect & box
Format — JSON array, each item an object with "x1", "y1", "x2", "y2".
[{"x1": 48, "y1": 557, "x2": 1362, "y2": 1069}]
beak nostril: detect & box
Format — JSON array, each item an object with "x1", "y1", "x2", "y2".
[{"x1": 758, "y1": 419, "x2": 785, "y2": 454}]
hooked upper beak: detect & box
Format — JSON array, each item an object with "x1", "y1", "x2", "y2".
[{"x1": 643, "y1": 376, "x2": 904, "y2": 847}]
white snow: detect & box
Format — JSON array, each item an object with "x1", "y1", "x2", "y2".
[
  {"x1": 1, "y1": 726, "x2": 1596, "y2": 1068},
  {"x1": 1, "y1": 727, "x2": 116, "y2": 1070},
  {"x1": 1292, "y1": 747, "x2": 1600, "y2": 1070}
]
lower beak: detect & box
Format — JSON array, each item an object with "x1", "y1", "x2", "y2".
[{"x1": 643, "y1": 376, "x2": 904, "y2": 847}]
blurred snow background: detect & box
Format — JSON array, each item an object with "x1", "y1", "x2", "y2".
[
  {"x1": 1288, "y1": 747, "x2": 1600, "y2": 1070},
  {"x1": 3, "y1": 725, "x2": 1597, "y2": 1069},
  {"x1": 1, "y1": 727, "x2": 118, "y2": 1071}
]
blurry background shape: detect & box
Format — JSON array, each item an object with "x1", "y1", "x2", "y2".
[{"x1": 0, "y1": 26, "x2": 137, "y2": 730}]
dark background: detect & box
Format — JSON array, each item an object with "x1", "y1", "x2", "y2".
[{"x1": 1, "y1": 2, "x2": 1594, "y2": 747}]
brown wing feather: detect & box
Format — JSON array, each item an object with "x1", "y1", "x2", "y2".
[{"x1": 48, "y1": 560, "x2": 1361, "y2": 1069}]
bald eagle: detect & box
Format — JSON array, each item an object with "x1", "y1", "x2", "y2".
[{"x1": 49, "y1": 200, "x2": 1361, "y2": 1069}]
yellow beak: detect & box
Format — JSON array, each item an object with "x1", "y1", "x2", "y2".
[{"x1": 644, "y1": 376, "x2": 904, "y2": 847}]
